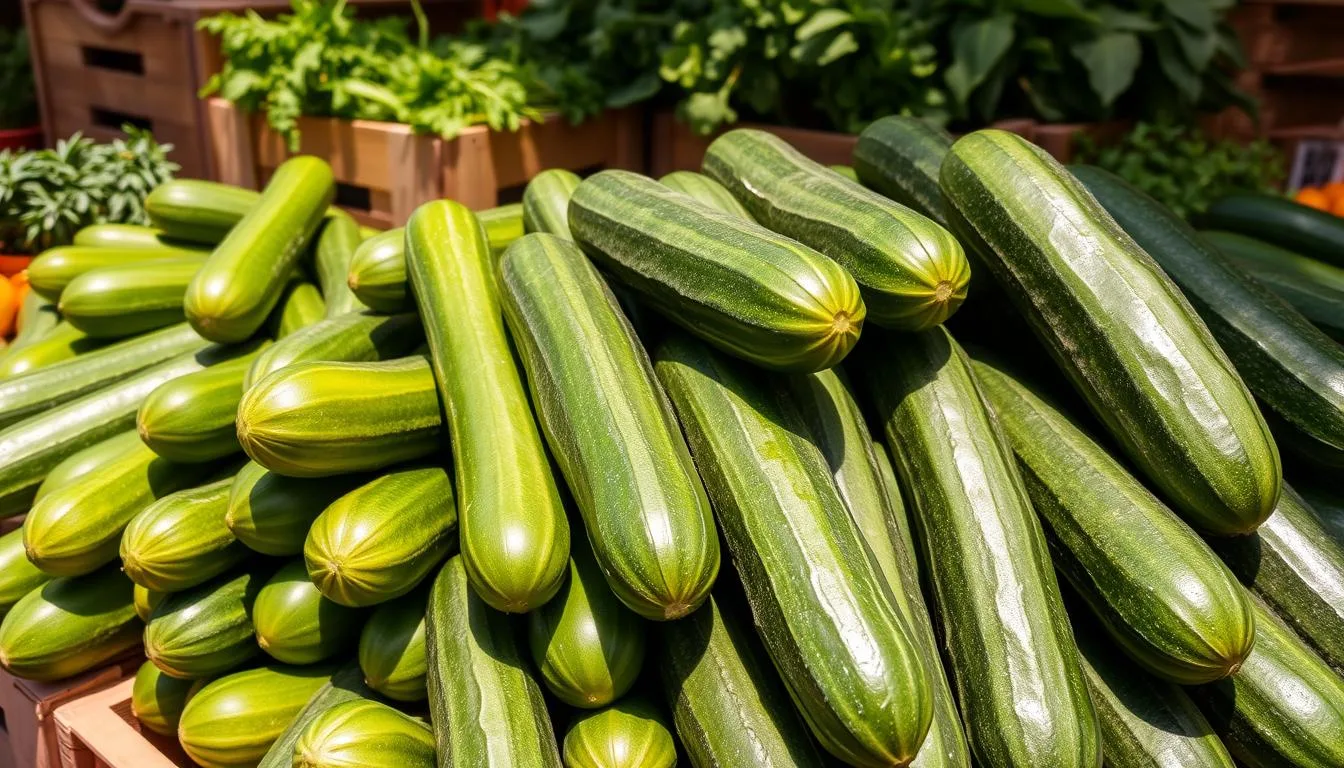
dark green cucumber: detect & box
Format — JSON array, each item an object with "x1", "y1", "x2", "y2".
[
  {"x1": 358, "y1": 585, "x2": 428, "y2": 702},
  {"x1": 853, "y1": 115, "x2": 954, "y2": 226},
  {"x1": 1202, "y1": 229, "x2": 1344, "y2": 342},
  {"x1": 704, "y1": 128, "x2": 969, "y2": 329},
  {"x1": 313, "y1": 211, "x2": 367, "y2": 317},
  {"x1": 245, "y1": 311, "x2": 422, "y2": 389},
  {"x1": 130, "y1": 660, "x2": 203, "y2": 736},
  {"x1": 134, "y1": 584, "x2": 165, "y2": 623},
  {"x1": 305, "y1": 465, "x2": 457, "y2": 607},
  {"x1": 562, "y1": 697, "x2": 676, "y2": 768},
  {"x1": 270, "y1": 281, "x2": 326, "y2": 338},
  {"x1": 972, "y1": 358, "x2": 1254, "y2": 683},
  {"x1": 425, "y1": 555, "x2": 562, "y2": 767},
  {"x1": 658, "y1": 171, "x2": 755, "y2": 220},
  {"x1": 178, "y1": 663, "x2": 336, "y2": 768},
  {"x1": 526, "y1": 535, "x2": 646, "y2": 708},
  {"x1": 0, "y1": 322, "x2": 100, "y2": 380},
  {"x1": 0, "y1": 565, "x2": 140, "y2": 681},
  {"x1": 225, "y1": 461, "x2": 368, "y2": 556},
  {"x1": 1204, "y1": 192, "x2": 1344, "y2": 268},
  {"x1": 34, "y1": 430, "x2": 143, "y2": 503},
  {"x1": 522, "y1": 169, "x2": 580, "y2": 238},
  {"x1": 294, "y1": 699, "x2": 435, "y2": 768},
  {"x1": 144, "y1": 565, "x2": 270, "y2": 679},
  {"x1": 570, "y1": 170, "x2": 865, "y2": 373},
  {"x1": 185, "y1": 158, "x2": 334, "y2": 343},
  {"x1": 499, "y1": 233, "x2": 718, "y2": 619},
  {"x1": 1075, "y1": 166, "x2": 1344, "y2": 469},
  {"x1": 1298, "y1": 483, "x2": 1344, "y2": 543},
  {"x1": 941, "y1": 130, "x2": 1280, "y2": 535},
  {"x1": 238, "y1": 356, "x2": 442, "y2": 478},
  {"x1": 138, "y1": 347, "x2": 265, "y2": 463},
  {"x1": 872, "y1": 441, "x2": 920, "y2": 567},
  {"x1": 28, "y1": 245, "x2": 204, "y2": 301},
  {"x1": 120, "y1": 476, "x2": 247, "y2": 593},
  {"x1": 346, "y1": 230, "x2": 409, "y2": 313},
  {"x1": 256, "y1": 662, "x2": 374, "y2": 768},
  {"x1": 656, "y1": 332, "x2": 933, "y2": 768},
  {"x1": 253, "y1": 558, "x2": 364, "y2": 665},
  {"x1": 0, "y1": 528, "x2": 50, "y2": 617},
  {"x1": 862, "y1": 328, "x2": 1100, "y2": 768},
  {"x1": 73, "y1": 223, "x2": 205, "y2": 250},
  {"x1": 144, "y1": 179, "x2": 261, "y2": 245},
  {"x1": 406, "y1": 201, "x2": 569, "y2": 613}
]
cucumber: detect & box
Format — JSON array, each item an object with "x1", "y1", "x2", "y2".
[
  {"x1": 305, "y1": 465, "x2": 457, "y2": 607},
  {"x1": 313, "y1": 211, "x2": 366, "y2": 317},
  {"x1": 1209, "y1": 484, "x2": 1344, "y2": 672},
  {"x1": 184, "y1": 158, "x2": 334, "y2": 343},
  {"x1": 570, "y1": 170, "x2": 866, "y2": 373},
  {"x1": 134, "y1": 583, "x2": 164, "y2": 623},
  {"x1": 35, "y1": 430, "x2": 143, "y2": 503},
  {"x1": 830, "y1": 164, "x2": 859, "y2": 181},
  {"x1": 347, "y1": 229, "x2": 409, "y2": 313},
  {"x1": 499, "y1": 233, "x2": 718, "y2": 619},
  {"x1": 358, "y1": 585, "x2": 428, "y2": 702},
  {"x1": 256, "y1": 663, "x2": 374, "y2": 768},
  {"x1": 0, "y1": 528, "x2": 50, "y2": 617},
  {"x1": 480, "y1": 202, "x2": 525, "y2": 256},
  {"x1": 852, "y1": 115, "x2": 953, "y2": 226},
  {"x1": 426, "y1": 555, "x2": 562, "y2": 767},
  {"x1": 130, "y1": 659, "x2": 202, "y2": 736},
  {"x1": 861, "y1": 328, "x2": 1100, "y2": 768},
  {"x1": 27, "y1": 245, "x2": 204, "y2": 301},
  {"x1": 178, "y1": 663, "x2": 336, "y2": 768},
  {"x1": 270, "y1": 281, "x2": 326, "y2": 338},
  {"x1": 658, "y1": 171, "x2": 755, "y2": 220},
  {"x1": 293, "y1": 699, "x2": 435, "y2": 768},
  {"x1": 406, "y1": 200, "x2": 569, "y2": 613},
  {"x1": 120, "y1": 476, "x2": 247, "y2": 593},
  {"x1": 0, "y1": 322, "x2": 207, "y2": 430},
  {"x1": 562, "y1": 697, "x2": 676, "y2": 768},
  {"x1": 1298, "y1": 483, "x2": 1344, "y2": 543},
  {"x1": 656, "y1": 332, "x2": 933, "y2": 768},
  {"x1": 73, "y1": 223, "x2": 206, "y2": 250},
  {"x1": 941, "y1": 130, "x2": 1281, "y2": 535},
  {"x1": 1204, "y1": 192, "x2": 1344, "y2": 268},
  {"x1": 1202, "y1": 229, "x2": 1344, "y2": 342},
  {"x1": 3, "y1": 293, "x2": 62, "y2": 361},
  {"x1": 138, "y1": 348, "x2": 264, "y2": 463},
  {"x1": 253, "y1": 558, "x2": 364, "y2": 665},
  {"x1": 144, "y1": 565, "x2": 269, "y2": 680},
  {"x1": 238, "y1": 356, "x2": 442, "y2": 478},
  {"x1": 1075, "y1": 166, "x2": 1344, "y2": 469},
  {"x1": 526, "y1": 535, "x2": 646, "y2": 709},
  {"x1": 0, "y1": 322, "x2": 99, "y2": 380},
  {"x1": 144, "y1": 179, "x2": 261, "y2": 245},
  {"x1": 225, "y1": 461, "x2": 368, "y2": 556},
  {"x1": 703, "y1": 128, "x2": 969, "y2": 329},
  {"x1": 245, "y1": 311, "x2": 422, "y2": 389},
  {"x1": 872, "y1": 441, "x2": 920, "y2": 567},
  {"x1": 0, "y1": 565, "x2": 140, "y2": 682},
  {"x1": 522, "y1": 169, "x2": 580, "y2": 239}
]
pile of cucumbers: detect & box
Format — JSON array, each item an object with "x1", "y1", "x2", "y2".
[{"x1": 0, "y1": 116, "x2": 1342, "y2": 768}]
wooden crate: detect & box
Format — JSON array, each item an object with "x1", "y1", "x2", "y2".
[
  {"x1": 53, "y1": 679, "x2": 190, "y2": 768},
  {"x1": 1233, "y1": 2, "x2": 1344, "y2": 71},
  {"x1": 0, "y1": 654, "x2": 141, "y2": 768}
]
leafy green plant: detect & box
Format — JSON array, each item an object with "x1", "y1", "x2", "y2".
[{"x1": 0, "y1": 27, "x2": 39, "y2": 130}]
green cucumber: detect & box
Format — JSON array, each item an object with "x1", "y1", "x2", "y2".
[
  {"x1": 358, "y1": 226, "x2": 381, "y2": 239},
  {"x1": 73, "y1": 223, "x2": 205, "y2": 250},
  {"x1": 830, "y1": 164, "x2": 859, "y2": 181},
  {"x1": 941, "y1": 130, "x2": 1281, "y2": 535},
  {"x1": 6, "y1": 293, "x2": 61, "y2": 359},
  {"x1": 862, "y1": 328, "x2": 1100, "y2": 768},
  {"x1": 238, "y1": 356, "x2": 442, "y2": 478},
  {"x1": 144, "y1": 179, "x2": 261, "y2": 246},
  {"x1": 134, "y1": 583, "x2": 164, "y2": 623},
  {"x1": 256, "y1": 662, "x2": 375, "y2": 768},
  {"x1": 499, "y1": 233, "x2": 718, "y2": 619},
  {"x1": 480, "y1": 203, "x2": 525, "y2": 256},
  {"x1": 656, "y1": 332, "x2": 933, "y2": 768},
  {"x1": 425, "y1": 555, "x2": 562, "y2": 767},
  {"x1": 184, "y1": 158, "x2": 334, "y2": 343},
  {"x1": 28, "y1": 245, "x2": 204, "y2": 301},
  {"x1": 120, "y1": 476, "x2": 246, "y2": 593},
  {"x1": 144, "y1": 565, "x2": 269, "y2": 680},
  {"x1": 270, "y1": 281, "x2": 326, "y2": 338},
  {"x1": 130, "y1": 660, "x2": 203, "y2": 736},
  {"x1": 522, "y1": 169, "x2": 581, "y2": 238},
  {"x1": 852, "y1": 115, "x2": 953, "y2": 226},
  {"x1": 0, "y1": 322, "x2": 99, "y2": 379},
  {"x1": 0, "y1": 564, "x2": 140, "y2": 681},
  {"x1": 406, "y1": 201, "x2": 569, "y2": 613},
  {"x1": 1202, "y1": 229, "x2": 1344, "y2": 342},
  {"x1": 1075, "y1": 166, "x2": 1344, "y2": 469},
  {"x1": 138, "y1": 348, "x2": 265, "y2": 463},
  {"x1": 526, "y1": 535, "x2": 646, "y2": 709},
  {"x1": 35, "y1": 430, "x2": 142, "y2": 503},
  {"x1": 225, "y1": 461, "x2": 368, "y2": 556},
  {"x1": 178, "y1": 663, "x2": 336, "y2": 768},
  {"x1": 313, "y1": 211, "x2": 366, "y2": 317},
  {"x1": 245, "y1": 311, "x2": 422, "y2": 389},
  {"x1": 1298, "y1": 483, "x2": 1344, "y2": 543},
  {"x1": 253, "y1": 558, "x2": 364, "y2": 665},
  {"x1": 358, "y1": 585, "x2": 428, "y2": 702},
  {"x1": 872, "y1": 441, "x2": 920, "y2": 569},
  {"x1": 305, "y1": 465, "x2": 457, "y2": 607},
  {"x1": 347, "y1": 230, "x2": 409, "y2": 313},
  {"x1": 0, "y1": 528, "x2": 50, "y2": 617},
  {"x1": 294, "y1": 699, "x2": 435, "y2": 768},
  {"x1": 703, "y1": 128, "x2": 969, "y2": 330},
  {"x1": 1204, "y1": 192, "x2": 1344, "y2": 268},
  {"x1": 562, "y1": 697, "x2": 676, "y2": 768},
  {"x1": 571, "y1": 170, "x2": 865, "y2": 372},
  {"x1": 658, "y1": 171, "x2": 755, "y2": 220}
]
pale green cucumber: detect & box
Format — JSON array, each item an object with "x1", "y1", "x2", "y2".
[
  {"x1": 0, "y1": 322, "x2": 99, "y2": 380},
  {"x1": 58, "y1": 257, "x2": 204, "y2": 338},
  {"x1": 134, "y1": 583, "x2": 164, "y2": 623},
  {"x1": 35, "y1": 430, "x2": 143, "y2": 503},
  {"x1": 144, "y1": 179, "x2": 261, "y2": 245},
  {"x1": 244, "y1": 311, "x2": 422, "y2": 389},
  {"x1": 358, "y1": 585, "x2": 428, "y2": 702},
  {"x1": 0, "y1": 528, "x2": 50, "y2": 617},
  {"x1": 562, "y1": 697, "x2": 677, "y2": 768},
  {"x1": 270, "y1": 281, "x2": 326, "y2": 338},
  {"x1": 256, "y1": 663, "x2": 375, "y2": 768},
  {"x1": 659, "y1": 171, "x2": 755, "y2": 220},
  {"x1": 225, "y1": 462, "x2": 368, "y2": 556},
  {"x1": 73, "y1": 223, "x2": 205, "y2": 250},
  {"x1": 5, "y1": 292, "x2": 61, "y2": 359},
  {"x1": 131, "y1": 659, "x2": 203, "y2": 736},
  {"x1": 137, "y1": 344, "x2": 268, "y2": 463},
  {"x1": 28, "y1": 245, "x2": 204, "y2": 301},
  {"x1": 0, "y1": 565, "x2": 140, "y2": 681},
  {"x1": 293, "y1": 699, "x2": 435, "y2": 768},
  {"x1": 253, "y1": 558, "x2": 364, "y2": 665},
  {"x1": 313, "y1": 211, "x2": 367, "y2": 316},
  {"x1": 346, "y1": 230, "x2": 409, "y2": 313},
  {"x1": 144, "y1": 565, "x2": 270, "y2": 680},
  {"x1": 480, "y1": 203, "x2": 525, "y2": 256},
  {"x1": 178, "y1": 663, "x2": 336, "y2": 768},
  {"x1": 522, "y1": 169, "x2": 580, "y2": 239},
  {"x1": 121, "y1": 476, "x2": 247, "y2": 593}
]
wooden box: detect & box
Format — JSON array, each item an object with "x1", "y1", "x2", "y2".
[
  {"x1": 0, "y1": 654, "x2": 140, "y2": 768},
  {"x1": 53, "y1": 679, "x2": 190, "y2": 768}
]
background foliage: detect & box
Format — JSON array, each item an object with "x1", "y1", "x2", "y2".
[{"x1": 0, "y1": 27, "x2": 38, "y2": 130}]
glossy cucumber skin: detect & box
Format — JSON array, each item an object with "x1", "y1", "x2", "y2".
[
  {"x1": 656, "y1": 332, "x2": 933, "y2": 768},
  {"x1": 134, "y1": 583, "x2": 165, "y2": 623},
  {"x1": 313, "y1": 211, "x2": 367, "y2": 317},
  {"x1": 941, "y1": 130, "x2": 1280, "y2": 535},
  {"x1": 138, "y1": 345, "x2": 266, "y2": 463},
  {"x1": 245, "y1": 311, "x2": 421, "y2": 389},
  {"x1": 253, "y1": 558, "x2": 364, "y2": 665},
  {"x1": 570, "y1": 170, "x2": 865, "y2": 373},
  {"x1": 480, "y1": 203, "x2": 526, "y2": 255},
  {"x1": 1202, "y1": 229, "x2": 1344, "y2": 344},
  {"x1": 120, "y1": 476, "x2": 246, "y2": 593},
  {"x1": 12, "y1": 292, "x2": 58, "y2": 340},
  {"x1": 131, "y1": 660, "x2": 203, "y2": 736},
  {"x1": 145, "y1": 179, "x2": 261, "y2": 245},
  {"x1": 256, "y1": 663, "x2": 374, "y2": 768},
  {"x1": 225, "y1": 461, "x2": 368, "y2": 556},
  {"x1": 704, "y1": 128, "x2": 969, "y2": 329},
  {"x1": 185, "y1": 158, "x2": 334, "y2": 343},
  {"x1": 28, "y1": 246, "x2": 204, "y2": 301},
  {"x1": 73, "y1": 223, "x2": 207, "y2": 251},
  {"x1": 658, "y1": 171, "x2": 755, "y2": 220},
  {"x1": 0, "y1": 565, "x2": 141, "y2": 682},
  {"x1": 863, "y1": 328, "x2": 1100, "y2": 768},
  {"x1": 0, "y1": 528, "x2": 51, "y2": 617},
  {"x1": 57, "y1": 257, "x2": 203, "y2": 338},
  {"x1": 178, "y1": 663, "x2": 336, "y2": 768},
  {"x1": 406, "y1": 201, "x2": 569, "y2": 613},
  {"x1": 144, "y1": 565, "x2": 269, "y2": 679},
  {"x1": 522, "y1": 169, "x2": 580, "y2": 239},
  {"x1": 500, "y1": 234, "x2": 718, "y2": 619},
  {"x1": 33, "y1": 431, "x2": 145, "y2": 504},
  {"x1": 1204, "y1": 192, "x2": 1344, "y2": 268},
  {"x1": 562, "y1": 697, "x2": 677, "y2": 768},
  {"x1": 270, "y1": 281, "x2": 326, "y2": 338},
  {"x1": 294, "y1": 699, "x2": 436, "y2": 768},
  {"x1": 0, "y1": 322, "x2": 101, "y2": 380},
  {"x1": 346, "y1": 229, "x2": 409, "y2": 313},
  {"x1": 358, "y1": 586, "x2": 428, "y2": 702},
  {"x1": 852, "y1": 116, "x2": 954, "y2": 226},
  {"x1": 1298, "y1": 483, "x2": 1344, "y2": 543}
]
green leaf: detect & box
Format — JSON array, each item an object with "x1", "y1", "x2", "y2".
[
  {"x1": 795, "y1": 9, "x2": 853, "y2": 41},
  {"x1": 1162, "y1": 0, "x2": 1214, "y2": 30},
  {"x1": 1153, "y1": 31, "x2": 1202, "y2": 101},
  {"x1": 1014, "y1": 0, "x2": 1096, "y2": 22},
  {"x1": 604, "y1": 71, "x2": 661, "y2": 108},
  {"x1": 1172, "y1": 21, "x2": 1217, "y2": 70},
  {"x1": 1097, "y1": 7, "x2": 1161, "y2": 33},
  {"x1": 1071, "y1": 33, "x2": 1141, "y2": 106},
  {"x1": 944, "y1": 14, "x2": 1016, "y2": 108}
]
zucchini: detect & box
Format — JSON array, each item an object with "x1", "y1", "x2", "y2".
[
  {"x1": 526, "y1": 535, "x2": 646, "y2": 709},
  {"x1": 120, "y1": 476, "x2": 247, "y2": 593},
  {"x1": 178, "y1": 663, "x2": 336, "y2": 768},
  {"x1": 1298, "y1": 483, "x2": 1344, "y2": 543},
  {"x1": 347, "y1": 229, "x2": 409, "y2": 313},
  {"x1": 305, "y1": 465, "x2": 457, "y2": 607},
  {"x1": 572, "y1": 170, "x2": 866, "y2": 372},
  {"x1": 143, "y1": 565, "x2": 269, "y2": 680},
  {"x1": 253, "y1": 558, "x2": 364, "y2": 665},
  {"x1": 829, "y1": 164, "x2": 859, "y2": 181},
  {"x1": 562, "y1": 697, "x2": 676, "y2": 768},
  {"x1": 133, "y1": 583, "x2": 164, "y2": 623},
  {"x1": 406, "y1": 200, "x2": 569, "y2": 613},
  {"x1": 0, "y1": 322, "x2": 99, "y2": 380},
  {"x1": 2, "y1": 293, "x2": 64, "y2": 367},
  {"x1": 0, "y1": 528, "x2": 50, "y2": 617},
  {"x1": 522, "y1": 169, "x2": 581, "y2": 238},
  {"x1": 131, "y1": 659, "x2": 202, "y2": 736},
  {"x1": 184, "y1": 158, "x2": 334, "y2": 343},
  {"x1": 480, "y1": 202, "x2": 526, "y2": 256},
  {"x1": 658, "y1": 171, "x2": 754, "y2": 220},
  {"x1": 35, "y1": 430, "x2": 143, "y2": 503},
  {"x1": 1202, "y1": 229, "x2": 1344, "y2": 342},
  {"x1": 703, "y1": 128, "x2": 969, "y2": 329},
  {"x1": 225, "y1": 461, "x2": 368, "y2": 556},
  {"x1": 144, "y1": 179, "x2": 260, "y2": 245},
  {"x1": 358, "y1": 585, "x2": 428, "y2": 702},
  {"x1": 138, "y1": 347, "x2": 265, "y2": 463},
  {"x1": 312, "y1": 211, "x2": 366, "y2": 317},
  {"x1": 1204, "y1": 192, "x2": 1344, "y2": 268},
  {"x1": 0, "y1": 565, "x2": 140, "y2": 682},
  {"x1": 256, "y1": 662, "x2": 374, "y2": 768},
  {"x1": 245, "y1": 311, "x2": 422, "y2": 389},
  {"x1": 499, "y1": 233, "x2": 718, "y2": 619},
  {"x1": 425, "y1": 555, "x2": 562, "y2": 767},
  {"x1": 852, "y1": 115, "x2": 953, "y2": 226},
  {"x1": 270, "y1": 281, "x2": 326, "y2": 338},
  {"x1": 238, "y1": 356, "x2": 442, "y2": 478},
  {"x1": 28, "y1": 245, "x2": 204, "y2": 301},
  {"x1": 1075, "y1": 166, "x2": 1344, "y2": 469},
  {"x1": 861, "y1": 328, "x2": 1100, "y2": 768},
  {"x1": 73, "y1": 223, "x2": 205, "y2": 250},
  {"x1": 293, "y1": 699, "x2": 435, "y2": 768},
  {"x1": 941, "y1": 130, "x2": 1281, "y2": 535},
  {"x1": 655, "y1": 332, "x2": 933, "y2": 768}
]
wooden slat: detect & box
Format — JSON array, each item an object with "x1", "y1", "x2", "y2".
[{"x1": 54, "y1": 679, "x2": 192, "y2": 768}]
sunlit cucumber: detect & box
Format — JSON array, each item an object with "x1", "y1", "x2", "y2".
[
  {"x1": 253, "y1": 559, "x2": 364, "y2": 665},
  {"x1": 0, "y1": 565, "x2": 140, "y2": 681},
  {"x1": 358, "y1": 585, "x2": 428, "y2": 702},
  {"x1": 121, "y1": 475, "x2": 247, "y2": 593},
  {"x1": 225, "y1": 462, "x2": 369, "y2": 556}
]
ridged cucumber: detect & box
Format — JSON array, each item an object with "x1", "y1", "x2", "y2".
[
  {"x1": 225, "y1": 462, "x2": 368, "y2": 556},
  {"x1": 134, "y1": 583, "x2": 164, "y2": 623},
  {"x1": 144, "y1": 179, "x2": 260, "y2": 246},
  {"x1": 294, "y1": 699, "x2": 435, "y2": 768},
  {"x1": 862, "y1": 328, "x2": 1100, "y2": 768},
  {"x1": 406, "y1": 200, "x2": 569, "y2": 613},
  {"x1": 138, "y1": 348, "x2": 264, "y2": 462},
  {"x1": 245, "y1": 311, "x2": 422, "y2": 389},
  {"x1": 121, "y1": 476, "x2": 246, "y2": 592},
  {"x1": 499, "y1": 233, "x2": 718, "y2": 619},
  {"x1": 358, "y1": 585, "x2": 428, "y2": 702},
  {"x1": 256, "y1": 663, "x2": 374, "y2": 768},
  {"x1": 656, "y1": 332, "x2": 933, "y2": 767},
  {"x1": 35, "y1": 430, "x2": 142, "y2": 503},
  {"x1": 481, "y1": 202, "x2": 525, "y2": 255},
  {"x1": 1204, "y1": 192, "x2": 1344, "y2": 267},
  {"x1": 346, "y1": 230, "x2": 409, "y2": 313},
  {"x1": 270, "y1": 281, "x2": 326, "y2": 338},
  {"x1": 872, "y1": 441, "x2": 920, "y2": 567},
  {"x1": 178, "y1": 663, "x2": 336, "y2": 768},
  {"x1": 853, "y1": 116, "x2": 953, "y2": 226},
  {"x1": 1202, "y1": 229, "x2": 1344, "y2": 343},
  {"x1": 522, "y1": 169, "x2": 580, "y2": 238},
  {"x1": 253, "y1": 558, "x2": 364, "y2": 664},
  {"x1": 28, "y1": 245, "x2": 204, "y2": 301},
  {"x1": 562, "y1": 697, "x2": 677, "y2": 768},
  {"x1": 941, "y1": 130, "x2": 1280, "y2": 534},
  {"x1": 0, "y1": 565, "x2": 140, "y2": 681},
  {"x1": 1299, "y1": 483, "x2": 1344, "y2": 543},
  {"x1": 73, "y1": 223, "x2": 205, "y2": 250},
  {"x1": 313, "y1": 211, "x2": 366, "y2": 317},
  {"x1": 658, "y1": 171, "x2": 755, "y2": 220},
  {"x1": 0, "y1": 528, "x2": 50, "y2": 617},
  {"x1": 0, "y1": 322, "x2": 99, "y2": 380},
  {"x1": 144, "y1": 565, "x2": 269, "y2": 679},
  {"x1": 131, "y1": 659, "x2": 202, "y2": 736},
  {"x1": 571, "y1": 170, "x2": 865, "y2": 372}
]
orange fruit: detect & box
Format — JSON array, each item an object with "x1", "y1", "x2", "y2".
[
  {"x1": 10, "y1": 272, "x2": 28, "y2": 330},
  {"x1": 1323, "y1": 181, "x2": 1344, "y2": 205},
  {"x1": 0, "y1": 276, "x2": 15, "y2": 339},
  {"x1": 1296, "y1": 187, "x2": 1331, "y2": 211},
  {"x1": 1332, "y1": 195, "x2": 1344, "y2": 219}
]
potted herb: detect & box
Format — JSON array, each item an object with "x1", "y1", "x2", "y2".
[{"x1": 0, "y1": 27, "x2": 40, "y2": 152}]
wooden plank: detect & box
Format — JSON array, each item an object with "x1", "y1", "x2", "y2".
[
  {"x1": 54, "y1": 679, "x2": 192, "y2": 768},
  {"x1": 28, "y1": 2, "x2": 193, "y2": 70}
]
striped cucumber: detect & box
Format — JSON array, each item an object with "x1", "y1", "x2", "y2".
[
  {"x1": 0, "y1": 565, "x2": 140, "y2": 681},
  {"x1": 346, "y1": 230, "x2": 409, "y2": 313},
  {"x1": 131, "y1": 660, "x2": 203, "y2": 736},
  {"x1": 178, "y1": 663, "x2": 336, "y2": 768},
  {"x1": 73, "y1": 223, "x2": 205, "y2": 250},
  {"x1": 941, "y1": 130, "x2": 1280, "y2": 534},
  {"x1": 144, "y1": 565, "x2": 269, "y2": 679},
  {"x1": 0, "y1": 528, "x2": 50, "y2": 617},
  {"x1": 28, "y1": 245, "x2": 204, "y2": 301},
  {"x1": 656, "y1": 332, "x2": 933, "y2": 768},
  {"x1": 36, "y1": 430, "x2": 144, "y2": 503},
  {"x1": 658, "y1": 171, "x2": 755, "y2": 220},
  {"x1": 138, "y1": 344, "x2": 268, "y2": 462},
  {"x1": 522, "y1": 169, "x2": 580, "y2": 238},
  {"x1": 1202, "y1": 229, "x2": 1344, "y2": 343},
  {"x1": 853, "y1": 116, "x2": 953, "y2": 226},
  {"x1": 873, "y1": 441, "x2": 920, "y2": 565},
  {"x1": 294, "y1": 699, "x2": 435, "y2": 768},
  {"x1": 0, "y1": 322, "x2": 99, "y2": 380},
  {"x1": 499, "y1": 233, "x2": 718, "y2": 619},
  {"x1": 134, "y1": 584, "x2": 165, "y2": 623},
  {"x1": 253, "y1": 558, "x2": 364, "y2": 665},
  {"x1": 704, "y1": 128, "x2": 969, "y2": 329},
  {"x1": 1204, "y1": 192, "x2": 1344, "y2": 268},
  {"x1": 256, "y1": 663, "x2": 375, "y2": 768},
  {"x1": 313, "y1": 211, "x2": 367, "y2": 317},
  {"x1": 481, "y1": 202, "x2": 525, "y2": 255},
  {"x1": 406, "y1": 200, "x2": 569, "y2": 613},
  {"x1": 144, "y1": 179, "x2": 260, "y2": 245},
  {"x1": 1299, "y1": 483, "x2": 1344, "y2": 543},
  {"x1": 562, "y1": 697, "x2": 677, "y2": 768},
  {"x1": 121, "y1": 475, "x2": 247, "y2": 593},
  {"x1": 225, "y1": 462, "x2": 368, "y2": 556},
  {"x1": 270, "y1": 281, "x2": 326, "y2": 338},
  {"x1": 570, "y1": 170, "x2": 865, "y2": 372},
  {"x1": 358, "y1": 585, "x2": 428, "y2": 702},
  {"x1": 245, "y1": 311, "x2": 422, "y2": 389}
]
